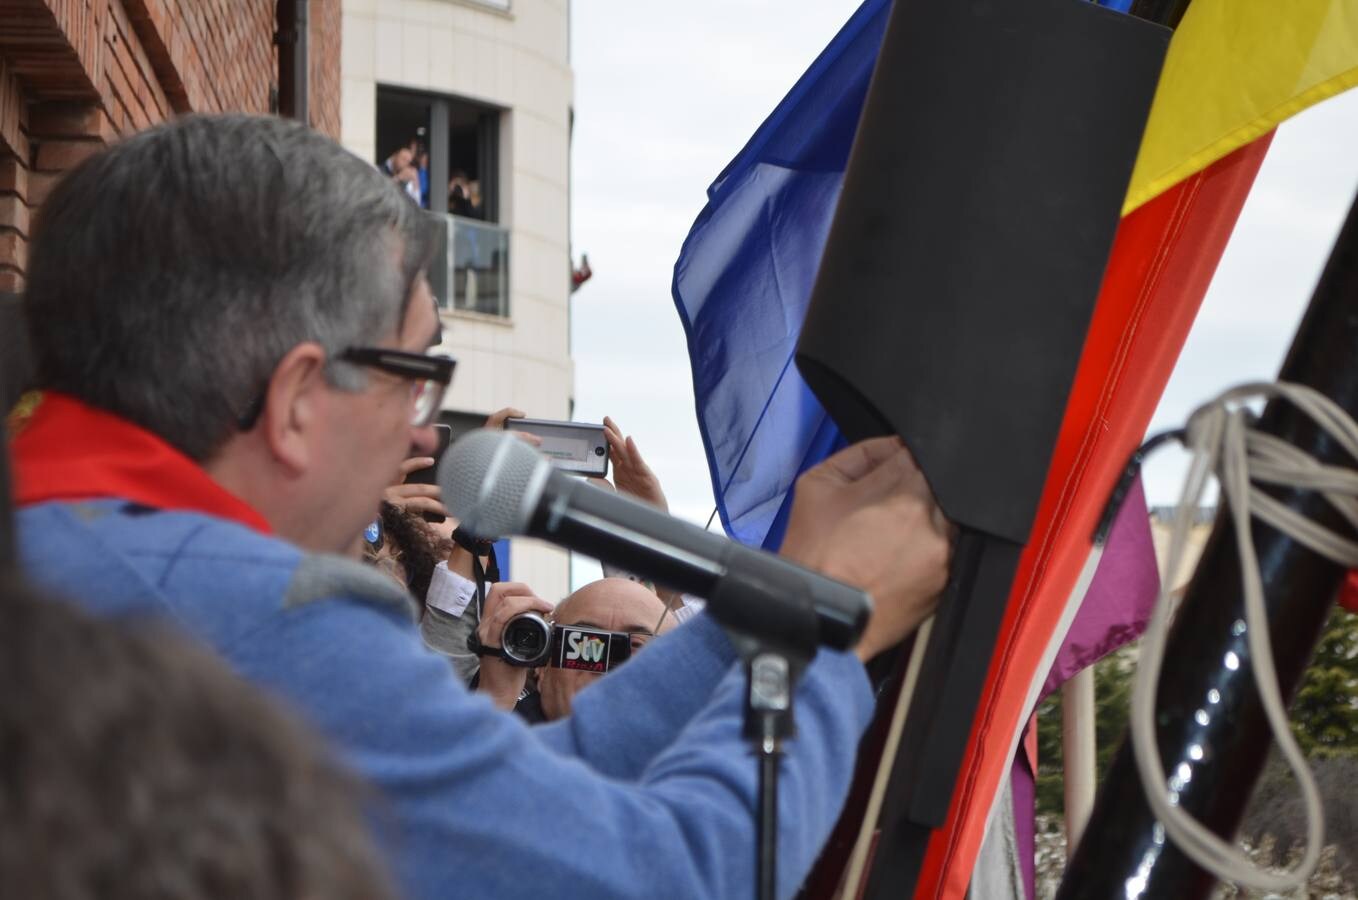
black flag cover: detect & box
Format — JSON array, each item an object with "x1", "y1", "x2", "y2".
[{"x1": 794, "y1": 0, "x2": 1169, "y2": 894}]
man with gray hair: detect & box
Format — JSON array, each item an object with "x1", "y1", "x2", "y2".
[{"x1": 11, "y1": 114, "x2": 952, "y2": 900}]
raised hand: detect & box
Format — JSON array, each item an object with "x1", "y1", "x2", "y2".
[
  {"x1": 603, "y1": 416, "x2": 667, "y2": 511},
  {"x1": 487, "y1": 407, "x2": 542, "y2": 447},
  {"x1": 778, "y1": 436, "x2": 952, "y2": 663},
  {"x1": 484, "y1": 407, "x2": 525, "y2": 430},
  {"x1": 475, "y1": 582, "x2": 554, "y2": 710},
  {"x1": 383, "y1": 456, "x2": 447, "y2": 518}
]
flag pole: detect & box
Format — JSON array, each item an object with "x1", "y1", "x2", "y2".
[{"x1": 1061, "y1": 667, "x2": 1098, "y2": 858}]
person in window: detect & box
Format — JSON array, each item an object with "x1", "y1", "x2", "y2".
[
  {"x1": 466, "y1": 179, "x2": 483, "y2": 219},
  {"x1": 415, "y1": 147, "x2": 430, "y2": 209},
  {"x1": 379, "y1": 143, "x2": 413, "y2": 178},
  {"x1": 380, "y1": 140, "x2": 423, "y2": 205},
  {"x1": 394, "y1": 163, "x2": 421, "y2": 204},
  {"x1": 448, "y1": 169, "x2": 473, "y2": 217}
]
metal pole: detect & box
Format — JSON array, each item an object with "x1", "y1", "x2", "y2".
[
  {"x1": 292, "y1": 0, "x2": 309, "y2": 126},
  {"x1": 275, "y1": 0, "x2": 309, "y2": 125},
  {"x1": 758, "y1": 750, "x2": 780, "y2": 900},
  {"x1": 748, "y1": 652, "x2": 792, "y2": 900},
  {"x1": 1061, "y1": 667, "x2": 1097, "y2": 858},
  {"x1": 430, "y1": 100, "x2": 450, "y2": 215},
  {"x1": 1056, "y1": 189, "x2": 1358, "y2": 899},
  {"x1": 0, "y1": 291, "x2": 30, "y2": 572}
]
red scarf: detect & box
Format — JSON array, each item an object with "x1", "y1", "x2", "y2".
[
  {"x1": 10, "y1": 392, "x2": 271, "y2": 534},
  {"x1": 8, "y1": 392, "x2": 1354, "y2": 612}
]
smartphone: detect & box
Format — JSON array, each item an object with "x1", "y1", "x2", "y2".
[
  {"x1": 406, "y1": 424, "x2": 452, "y2": 522},
  {"x1": 503, "y1": 417, "x2": 609, "y2": 477}
]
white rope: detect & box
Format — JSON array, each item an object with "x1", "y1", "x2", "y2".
[{"x1": 1131, "y1": 381, "x2": 1358, "y2": 892}]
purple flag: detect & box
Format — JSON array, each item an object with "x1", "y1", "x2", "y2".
[{"x1": 1041, "y1": 477, "x2": 1159, "y2": 701}]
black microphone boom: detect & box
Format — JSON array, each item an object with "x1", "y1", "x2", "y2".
[{"x1": 439, "y1": 430, "x2": 872, "y2": 653}]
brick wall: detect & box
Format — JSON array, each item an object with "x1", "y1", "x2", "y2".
[
  {"x1": 0, "y1": 53, "x2": 27, "y2": 293},
  {"x1": 309, "y1": 0, "x2": 340, "y2": 139},
  {"x1": 0, "y1": 0, "x2": 342, "y2": 291},
  {"x1": 120, "y1": 0, "x2": 275, "y2": 120}
]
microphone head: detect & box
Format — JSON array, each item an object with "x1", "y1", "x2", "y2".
[{"x1": 438, "y1": 429, "x2": 550, "y2": 538}]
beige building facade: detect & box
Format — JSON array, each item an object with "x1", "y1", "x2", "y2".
[{"x1": 341, "y1": 0, "x2": 574, "y2": 599}]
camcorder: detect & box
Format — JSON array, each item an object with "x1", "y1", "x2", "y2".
[{"x1": 499, "y1": 613, "x2": 632, "y2": 673}]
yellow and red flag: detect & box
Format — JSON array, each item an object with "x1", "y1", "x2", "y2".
[
  {"x1": 1127, "y1": 0, "x2": 1358, "y2": 215},
  {"x1": 925, "y1": 3, "x2": 1358, "y2": 895}
]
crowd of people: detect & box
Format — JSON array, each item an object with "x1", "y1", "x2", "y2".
[
  {"x1": 381, "y1": 137, "x2": 484, "y2": 218},
  {"x1": 2, "y1": 114, "x2": 952, "y2": 899},
  {"x1": 367, "y1": 410, "x2": 688, "y2": 721}
]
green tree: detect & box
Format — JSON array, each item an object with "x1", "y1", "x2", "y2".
[
  {"x1": 1036, "y1": 608, "x2": 1358, "y2": 820},
  {"x1": 1035, "y1": 647, "x2": 1136, "y2": 818},
  {"x1": 1289, "y1": 607, "x2": 1358, "y2": 758}
]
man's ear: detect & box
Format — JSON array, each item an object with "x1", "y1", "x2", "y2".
[{"x1": 260, "y1": 342, "x2": 329, "y2": 475}]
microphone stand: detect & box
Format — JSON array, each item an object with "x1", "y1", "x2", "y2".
[
  {"x1": 729, "y1": 638, "x2": 812, "y2": 900},
  {"x1": 706, "y1": 570, "x2": 825, "y2": 900}
]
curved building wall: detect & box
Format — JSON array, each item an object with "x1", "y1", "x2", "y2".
[{"x1": 341, "y1": 0, "x2": 574, "y2": 601}]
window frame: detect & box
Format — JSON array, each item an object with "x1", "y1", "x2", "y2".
[{"x1": 375, "y1": 84, "x2": 502, "y2": 222}]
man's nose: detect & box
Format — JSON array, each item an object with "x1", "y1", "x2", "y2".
[{"x1": 410, "y1": 423, "x2": 439, "y2": 457}]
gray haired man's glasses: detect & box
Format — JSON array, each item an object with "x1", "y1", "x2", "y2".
[{"x1": 237, "y1": 347, "x2": 456, "y2": 431}]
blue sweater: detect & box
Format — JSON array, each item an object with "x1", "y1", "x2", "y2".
[{"x1": 17, "y1": 499, "x2": 875, "y2": 900}]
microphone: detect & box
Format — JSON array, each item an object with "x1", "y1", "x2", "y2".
[{"x1": 438, "y1": 429, "x2": 872, "y2": 652}]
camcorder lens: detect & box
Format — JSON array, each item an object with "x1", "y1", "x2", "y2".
[{"x1": 501, "y1": 612, "x2": 551, "y2": 667}]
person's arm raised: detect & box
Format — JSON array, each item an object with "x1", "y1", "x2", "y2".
[
  {"x1": 473, "y1": 582, "x2": 551, "y2": 710},
  {"x1": 777, "y1": 435, "x2": 952, "y2": 663},
  {"x1": 382, "y1": 457, "x2": 447, "y2": 518},
  {"x1": 602, "y1": 416, "x2": 668, "y2": 512},
  {"x1": 538, "y1": 436, "x2": 952, "y2": 778}
]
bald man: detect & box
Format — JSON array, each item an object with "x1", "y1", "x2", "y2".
[
  {"x1": 473, "y1": 578, "x2": 678, "y2": 721},
  {"x1": 538, "y1": 579, "x2": 677, "y2": 720}
]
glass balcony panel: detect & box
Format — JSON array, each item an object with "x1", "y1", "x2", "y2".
[{"x1": 443, "y1": 214, "x2": 509, "y2": 317}]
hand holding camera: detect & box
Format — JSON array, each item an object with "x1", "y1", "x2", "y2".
[
  {"x1": 473, "y1": 582, "x2": 553, "y2": 710},
  {"x1": 485, "y1": 406, "x2": 544, "y2": 451},
  {"x1": 383, "y1": 454, "x2": 448, "y2": 519},
  {"x1": 391, "y1": 408, "x2": 536, "y2": 528}
]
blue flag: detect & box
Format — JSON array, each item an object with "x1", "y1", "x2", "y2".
[
  {"x1": 671, "y1": 0, "x2": 890, "y2": 551},
  {"x1": 672, "y1": 0, "x2": 1133, "y2": 551}
]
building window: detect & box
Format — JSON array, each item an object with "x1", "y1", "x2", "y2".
[{"x1": 376, "y1": 86, "x2": 509, "y2": 318}]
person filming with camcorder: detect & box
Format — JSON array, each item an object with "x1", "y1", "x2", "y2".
[{"x1": 471, "y1": 576, "x2": 676, "y2": 721}]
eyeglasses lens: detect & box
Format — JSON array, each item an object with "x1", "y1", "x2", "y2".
[{"x1": 411, "y1": 379, "x2": 446, "y2": 427}]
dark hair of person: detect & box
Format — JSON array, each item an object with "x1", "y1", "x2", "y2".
[
  {"x1": 378, "y1": 501, "x2": 449, "y2": 603},
  {"x1": 23, "y1": 113, "x2": 439, "y2": 461},
  {"x1": 0, "y1": 574, "x2": 399, "y2": 900}
]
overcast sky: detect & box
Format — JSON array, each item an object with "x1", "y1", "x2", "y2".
[{"x1": 567, "y1": 1, "x2": 1358, "y2": 543}]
